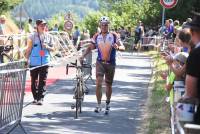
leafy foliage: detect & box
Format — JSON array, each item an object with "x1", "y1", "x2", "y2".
[
  {"x1": 4, "y1": 0, "x2": 200, "y2": 37},
  {"x1": 94, "y1": 0, "x2": 200, "y2": 30},
  {"x1": 164, "y1": 0, "x2": 200, "y2": 22},
  {"x1": 0, "y1": 0, "x2": 22, "y2": 14},
  {"x1": 12, "y1": 0, "x2": 99, "y2": 20},
  {"x1": 96, "y1": 0, "x2": 162, "y2": 28},
  {"x1": 83, "y1": 11, "x2": 103, "y2": 36}
]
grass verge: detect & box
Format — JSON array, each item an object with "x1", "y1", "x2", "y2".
[{"x1": 145, "y1": 50, "x2": 171, "y2": 134}]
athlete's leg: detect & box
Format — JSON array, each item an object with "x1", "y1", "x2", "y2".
[
  {"x1": 95, "y1": 61, "x2": 105, "y2": 105},
  {"x1": 94, "y1": 61, "x2": 105, "y2": 112},
  {"x1": 96, "y1": 75, "x2": 103, "y2": 104},
  {"x1": 105, "y1": 64, "x2": 115, "y2": 103}
]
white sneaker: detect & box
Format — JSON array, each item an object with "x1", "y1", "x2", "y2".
[
  {"x1": 104, "y1": 104, "x2": 110, "y2": 115},
  {"x1": 37, "y1": 99, "x2": 43, "y2": 105},
  {"x1": 32, "y1": 100, "x2": 37, "y2": 104},
  {"x1": 94, "y1": 106, "x2": 102, "y2": 113}
]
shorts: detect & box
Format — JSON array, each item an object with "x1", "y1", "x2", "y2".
[{"x1": 96, "y1": 61, "x2": 115, "y2": 85}]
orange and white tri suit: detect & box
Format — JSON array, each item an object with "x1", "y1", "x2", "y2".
[{"x1": 91, "y1": 32, "x2": 120, "y2": 65}]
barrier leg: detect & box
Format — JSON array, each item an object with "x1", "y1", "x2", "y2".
[
  {"x1": 19, "y1": 123, "x2": 27, "y2": 134},
  {"x1": 6, "y1": 122, "x2": 27, "y2": 134}
]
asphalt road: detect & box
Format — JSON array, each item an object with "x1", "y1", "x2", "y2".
[{"x1": 9, "y1": 52, "x2": 152, "y2": 134}]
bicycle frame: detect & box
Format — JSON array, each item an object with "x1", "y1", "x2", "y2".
[
  {"x1": 74, "y1": 64, "x2": 84, "y2": 118},
  {"x1": 66, "y1": 60, "x2": 91, "y2": 119}
]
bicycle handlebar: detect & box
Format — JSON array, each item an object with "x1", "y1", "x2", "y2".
[
  {"x1": 66, "y1": 62, "x2": 91, "y2": 75},
  {"x1": 0, "y1": 45, "x2": 13, "y2": 53}
]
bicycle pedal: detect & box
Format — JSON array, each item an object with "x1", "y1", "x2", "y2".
[
  {"x1": 71, "y1": 104, "x2": 75, "y2": 109},
  {"x1": 73, "y1": 96, "x2": 76, "y2": 99},
  {"x1": 104, "y1": 110, "x2": 110, "y2": 115},
  {"x1": 84, "y1": 90, "x2": 89, "y2": 95}
]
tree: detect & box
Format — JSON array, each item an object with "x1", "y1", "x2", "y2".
[
  {"x1": 97, "y1": 0, "x2": 200, "y2": 28},
  {"x1": 83, "y1": 11, "x2": 103, "y2": 36},
  {"x1": 0, "y1": 0, "x2": 22, "y2": 14},
  {"x1": 164, "y1": 0, "x2": 200, "y2": 22}
]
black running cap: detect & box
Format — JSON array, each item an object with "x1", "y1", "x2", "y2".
[{"x1": 36, "y1": 19, "x2": 47, "y2": 25}]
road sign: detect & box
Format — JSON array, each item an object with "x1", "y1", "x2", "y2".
[
  {"x1": 64, "y1": 20, "x2": 73, "y2": 31},
  {"x1": 160, "y1": 0, "x2": 178, "y2": 9}
]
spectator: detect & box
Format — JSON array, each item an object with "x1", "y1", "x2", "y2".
[
  {"x1": 163, "y1": 28, "x2": 192, "y2": 80},
  {"x1": 173, "y1": 20, "x2": 181, "y2": 40},
  {"x1": 72, "y1": 26, "x2": 81, "y2": 46},
  {"x1": 0, "y1": 15, "x2": 6, "y2": 63},
  {"x1": 182, "y1": 18, "x2": 192, "y2": 29},
  {"x1": 164, "y1": 19, "x2": 174, "y2": 40},
  {"x1": 25, "y1": 18, "x2": 34, "y2": 33},
  {"x1": 25, "y1": 19, "x2": 55, "y2": 105},
  {"x1": 52, "y1": 24, "x2": 59, "y2": 31},
  {"x1": 163, "y1": 52, "x2": 188, "y2": 100},
  {"x1": 119, "y1": 26, "x2": 126, "y2": 41},
  {"x1": 182, "y1": 12, "x2": 200, "y2": 124},
  {"x1": 0, "y1": 15, "x2": 6, "y2": 35},
  {"x1": 81, "y1": 29, "x2": 90, "y2": 40},
  {"x1": 134, "y1": 21, "x2": 144, "y2": 50},
  {"x1": 77, "y1": 29, "x2": 90, "y2": 50},
  {"x1": 178, "y1": 28, "x2": 193, "y2": 52}
]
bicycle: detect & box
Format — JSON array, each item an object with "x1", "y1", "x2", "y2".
[
  {"x1": 66, "y1": 60, "x2": 91, "y2": 119},
  {"x1": 0, "y1": 36, "x2": 14, "y2": 63},
  {"x1": 0, "y1": 44, "x2": 14, "y2": 63}
]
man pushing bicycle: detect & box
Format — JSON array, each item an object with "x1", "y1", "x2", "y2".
[{"x1": 80, "y1": 16, "x2": 125, "y2": 114}]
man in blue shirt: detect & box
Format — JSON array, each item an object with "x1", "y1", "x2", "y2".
[{"x1": 73, "y1": 26, "x2": 80, "y2": 46}]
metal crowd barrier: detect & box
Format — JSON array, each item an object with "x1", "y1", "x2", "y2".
[
  {"x1": 0, "y1": 68, "x2": 27, "y2": 134},
  {"x1": 141, "y1": 36, "x2": 161, "y2": 48},
  {"x1": 0, "y1": 34, "x2": 29, "y2": 62},
  {"x1": 0, "y1": 60, "x2": 26, "y2": 70},
  {"x1": 0, "y1": 32, "x2": 81, "y2": 67},
  {"x1": 48, "y1": 31, "x2": 80, "y2": 66}
]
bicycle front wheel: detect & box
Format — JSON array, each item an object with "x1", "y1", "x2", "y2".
[
  {"x1": 75, "y1": 98, "x2": 81, "y2": 119},
  {"x1": 75, "y1": 82, "x2": 82, "y2": 119}
]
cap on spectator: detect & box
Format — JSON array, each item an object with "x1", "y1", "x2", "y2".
[
  {"x1": 186, "y1": 18, "x2": 192, "y2": 23},
  {"x1": 186, "y1": 11, "x2": 200, "y2": 29},
  {"x1": 174, "y1": 52, "x2": 189, "y2": 64},
  {"x1": 169, "y1": 19, "x2": 173, "y2": 23},
  {"x1": 36, "y1": 19, "x2": 47, "y2": 26}
]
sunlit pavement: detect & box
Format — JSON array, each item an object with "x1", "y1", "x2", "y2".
[{"x1": 13, "y1": 52, "x2": 152, "y2": 134}]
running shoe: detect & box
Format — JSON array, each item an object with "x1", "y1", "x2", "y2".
[
  {"x1": 32, "y1": 100, "x2": 37, "y2": 104},
  {"x1": 37, "y1": 99, "x2": 43, "y2": 105},
  {"x1": 104, "y1": 104, "x2": 110, "y2": 115},
  {"x1": 94, "y1": 106, "x2": 102, "y2": 113}
]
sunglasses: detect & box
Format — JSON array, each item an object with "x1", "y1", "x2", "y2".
[{"x1": 101, "y1": 24, "x2": 108, "y2": 27}]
